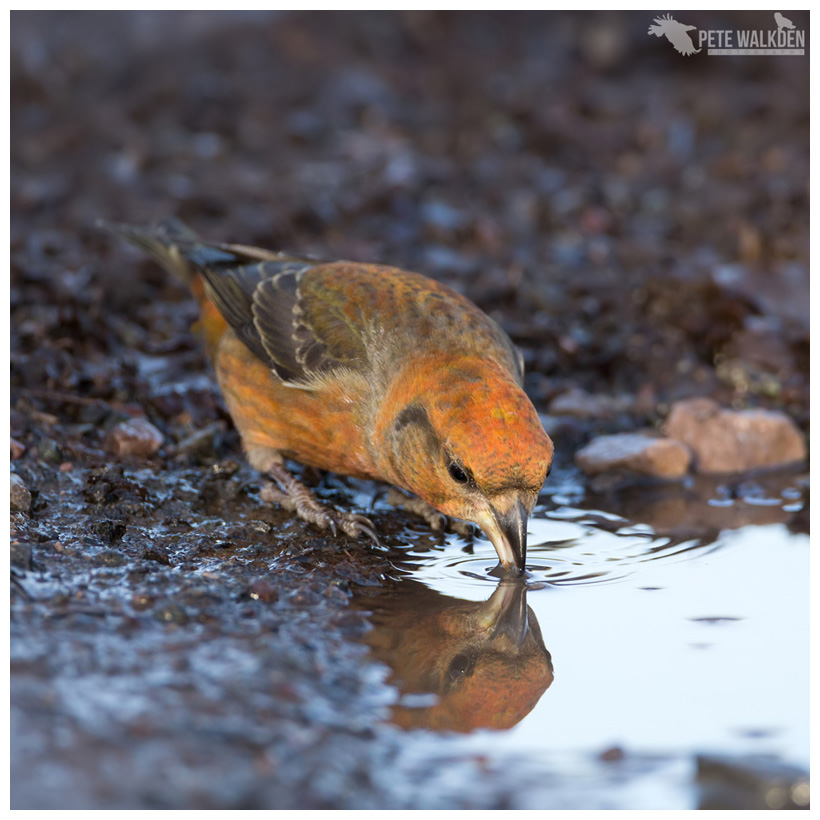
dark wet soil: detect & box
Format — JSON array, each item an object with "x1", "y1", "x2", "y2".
[{"x1": 11, "y1": 11, "x2": 809, "y2": 809}]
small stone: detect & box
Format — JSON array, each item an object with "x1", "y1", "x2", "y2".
[
  {"x1": 575, "y1": 433, "x2": 691, "y2": 478},
  {"x1": 10, "y1": 437, "x2": 26, "y2": 460},
  {"x1": 175, "y1": 422, "x2": 224, "y2": 461},
  {"x1": 599, "y1": 745, "x2": 626, "y2": 762},
  {"x1": 36, "y1": 436, "x2": 64, "y2": 464},
  {"x1": 10, "y1": 473, "x2": 32, "y2": 513},
  {"x1": 210, "y1": 459, "x2": 240, "y2": 478},
  {"x1": 547, "y1": 388, "x2": 628, "y2": 419},
  {"x1": 106, "y1": 417, "x2": 164, "y2": 458},
  {"x1": 92, "y1": 520, "x2": 127, "y2": 543},
  {"x1": 142, "y1": 545, "x2": 172, "y2": 565},
  {"x1": 664, "y1": 398, "x2": 807, "y2": 474}
]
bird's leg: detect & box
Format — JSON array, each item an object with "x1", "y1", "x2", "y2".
[
  {"x1": 260, "y1": 461, "x2": 379, "y2": 543},
  {"x1": 386, "y1": 488, "x2": 474, "y2": 536}
]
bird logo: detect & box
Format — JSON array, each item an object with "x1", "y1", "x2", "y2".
[
  {"x1": 774, "y1": 12, "x2": 795, "y2": 31},
  {"x1": 648, "y1": 14, "x2": 701, "y2": 56}
]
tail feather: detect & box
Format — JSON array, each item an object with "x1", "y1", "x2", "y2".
[{"x1": 98, "y1": 218, "x2": 204, "y2": 283}]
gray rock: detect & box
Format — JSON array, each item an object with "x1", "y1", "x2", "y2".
[
  {"x1": 105, "y1": 417, "x2": 164, "y2": 458},
  {"x1": 175, "y1": 422, "x2": 224, "y2": 462},
  {"x1": 664, "y1": 398, "x2": 806, "y2": 474},
  {"x1": 10, "y1": 473, "x2": 31, "y2": 514},
  {"x1": 547, "y1": 388, "x2": 630, "y2": 419},
  {"x1": 575, "y1": 433, "x2": 691, "y2": 478},
  {"x1": 10, "y1": 437, "x2": 26, "y2": 460}
]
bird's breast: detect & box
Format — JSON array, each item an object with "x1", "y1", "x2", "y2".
[{"x1": 213, "y1": 330, "x2": 381, "y2": 480}]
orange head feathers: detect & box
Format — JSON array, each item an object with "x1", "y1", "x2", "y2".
[{"x1": 376, "y1": 353, "x2": 553, "y2": 570}]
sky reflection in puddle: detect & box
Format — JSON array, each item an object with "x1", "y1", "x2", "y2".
[{"x1": 357, "y1": 506, "x2": 809, "y2": 806}]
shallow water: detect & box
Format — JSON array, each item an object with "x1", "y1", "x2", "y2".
[
  {"x1": 356, "y1": 482, "x2": 810, "y2": 808},
  {"x1": 11, "y1": 462, "x2": 809, "y2": 809}
]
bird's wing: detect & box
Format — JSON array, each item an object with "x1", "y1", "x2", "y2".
[
  {"x1": 194, "y1": 253, "x2": 367, "y2": 385},
  {"x1": 293, "y1": 264, "x2": 526, "y2": 386},
  {"x1": 106, "y1": 221, "x2": 523, "y2": 387},
  {"x1": 203, "y1": 258, "x2": 525, "y2": 388}
]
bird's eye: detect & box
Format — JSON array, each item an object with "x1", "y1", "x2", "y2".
[
  {"x1": 448, "y1": 462, "x2": 469, "y2": 484},
  {"x1": 447, "y1": 651, "x2": 475, "y2": 681}
]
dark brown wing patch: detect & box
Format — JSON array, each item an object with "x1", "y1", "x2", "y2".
[
  {"x1": 200, "y1": 262, "x2": 273, "y2": 368},
  {"x1": 201, "y1": 260, "x2": 326, "y2": 383},
  {"x1": 251, "y1": 271, "x2": 306, "y2": 382}
]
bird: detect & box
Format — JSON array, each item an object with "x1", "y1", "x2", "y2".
[
  {"x1": 104, "y1": 220, "x2": 554, "y2": 573},
  {"x1": 647, "y1": 14, "x2": 701, "y2": 56},
  {"x1": 351, "y1": 576, "x2": 553, "y2": 732},
  {"x1": 774, "y1": 12, "x2": 795, "y2": 31}
]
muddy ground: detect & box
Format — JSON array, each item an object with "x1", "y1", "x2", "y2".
[{"x1": 10, "y1": 11, "x2": 809, "y2": 809}]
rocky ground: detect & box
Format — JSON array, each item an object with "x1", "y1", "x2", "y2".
[{"x1": 10, "y1": 11, "x2": 809, "y2": 809}]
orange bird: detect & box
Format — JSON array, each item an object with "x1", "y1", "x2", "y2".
[
  {"x1": 352, "y1": 578, "x2": 554, "y2": 732},
  {"x1": 106, "y1": 220, "x2": 554, "y2": 573}
]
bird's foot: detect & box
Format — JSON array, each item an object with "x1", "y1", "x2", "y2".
[
  {"x1": 386, "y1": 488, "x2": 474, "y2": 536},
  {"x1": 261, "y1": 463, "x2": 379, "y2": 543}
]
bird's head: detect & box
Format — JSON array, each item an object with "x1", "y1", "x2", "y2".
[
  {"x1": 352, "y1": 578, "x2": 554, "y2": 732},
  {"x1": 380, "y1": 357, "x2": 553, "y2": 574}
]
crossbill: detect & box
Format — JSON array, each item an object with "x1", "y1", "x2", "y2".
[
  {"x1": 106, "y1": 220, "x2": 553, "y2": 573},
  {"x1": 353, "y1": 577, "x2": 554, "y2": 732}
]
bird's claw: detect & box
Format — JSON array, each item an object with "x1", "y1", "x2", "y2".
[
  {"x1": 341, "y1": 513, "x2": 380, "y2": 545},
  {"x1": 310, "y1": 508, "x2": 380, "y2": 544},
  {"x1": 261, "y1": 471, "x2": 380, "y2": 544}
]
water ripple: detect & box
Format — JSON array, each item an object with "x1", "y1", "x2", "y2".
[{"x1": 387, "y1": 508, "x2": 717, "y2": 597}]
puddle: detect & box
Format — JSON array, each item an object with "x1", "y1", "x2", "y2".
[
  {"x1": 11, "y1": 460, "x2": 809, "y2": 809},
  {"x1": 351, "y1": 575, "x2": 553, "y2": 733},
  {"x1": 384, "y1": 513, "x2": 714, "y2": 593},
  {"x1": 353, "y1": 499, "x2": 810, "y2": 808}
]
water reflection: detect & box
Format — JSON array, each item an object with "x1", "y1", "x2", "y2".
[
  {"x1": 373, "y1": 472, "x2": 807, "y2": 594},
  {"x1": 578, "y1": 471, "x2": 808, "y2": 541},
  {"x1": 352, "y1": 578, "x2": 553, "y2": 733}
]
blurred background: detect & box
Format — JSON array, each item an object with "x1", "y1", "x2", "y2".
[
  {"x1": 10, "y1": 10, "x2": 810, "y2": 810},
  {"x1": 11, "y1": 10, "x2": 809, "y2": 427}
]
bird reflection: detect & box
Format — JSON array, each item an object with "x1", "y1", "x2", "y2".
[{"x1": 351, "y1": 577, "x2": 553, "y2": 733}]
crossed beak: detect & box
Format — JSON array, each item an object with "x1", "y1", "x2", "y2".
[{"x1": 477, "y1": 495, "x2": 529, "y2": 575}]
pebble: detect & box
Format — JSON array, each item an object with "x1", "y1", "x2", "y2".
[
  {"x1": 175, "y1": 422, "x2": 223, "y2": 461},
  {"x1": 105, "y1": 418, "x2": 164, "y2": 458},
  {"x1": 547, "y1": 387, "x2": 629, "y2": 419},
  {"x1": 697, "y1": 753, "x2": 810, "y2": 810},
  {"x1": 92, "y1": 520, "x2": 127, "y2": 543},
  {"x1": 10, "y1": 437, "x2": 26, "y2": 460},
  {"x1": 10, "y1": 473, "x2": 32, "y2": 513},
  {"x1": 575, "y1": 433, "x2": 691, "y2": 478},
  {"x1": 142, "y1": 546, "x2": 171, "y2": 565},
  {"x1": 598, "y1": 745, "x2": 626, "y2": 763},
  {"x1": 36, "y1": 436, "x2": 64, "y2": 464},
  {"x1": 664, "y1": 398, "x2": 806, "y2": 474}
]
